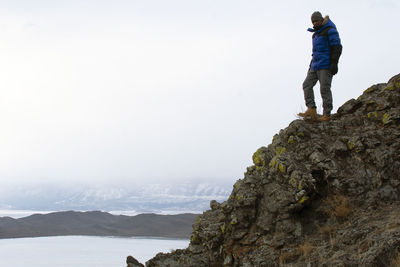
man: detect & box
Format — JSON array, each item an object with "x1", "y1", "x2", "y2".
[{"x1": 298, "y1": 11, "x2": 342, "y2": 121}]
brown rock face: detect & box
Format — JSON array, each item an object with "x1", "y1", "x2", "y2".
[
  {"x1": 126, "y1": 256, "x2": 145, "y2": 267},
  {"x1": 136, "y1": 74, "x2": 400, "y2": 266}
]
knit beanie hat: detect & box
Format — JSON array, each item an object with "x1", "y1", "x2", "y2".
[{"x1": 311, "y1": 11, "x2": 323, "y2": 22}]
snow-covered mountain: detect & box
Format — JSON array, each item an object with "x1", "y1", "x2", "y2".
[{"x1": 0, "y1": 182, "x2": 232, "y2": 214}]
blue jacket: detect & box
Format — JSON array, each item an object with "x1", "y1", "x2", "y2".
[{"x1": 308, "y1": 17, "x2": 342, "y2": 71}]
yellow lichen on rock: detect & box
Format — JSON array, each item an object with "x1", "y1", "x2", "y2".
[
  {"x1": 279, "y1": 163, "x2": 286, "y2": 174},
  {"x1": 268, "y1": 156, "x2": 286, "y2": 174},
  {"x1": 190, "y1": 234, "x2": 200, "y2": 244},
  {"x1": 367, "y1": 111, "x2": 378, "y2": 119},
  {"x1": 252, "y1": 149, "x2": 266, "y2": 166},
  {"x1": 364, "y1": 86, "x2": 376, "y2": 93},
  {"x1": 298, "y1": 181, "x2": 303, "y2": 191},
  {"x1": 384, "y1": 83, "x2": 394, "y2": 91},
  {"x1": 221, "y1": 223, "x2": 226, "y2": 234},
  {"x1": 234, "y1": 180, "x2": 240, "y2": 190},
  {"x1": 289, "y1": 177, "x2": 297, "y2": 188},
  {"x1": 275, "y1": 146, "x2": 286, "y2": 156},
  {"x1": 347, "y1": 141, "x2": 356, "y2": 150},
  {"x1": 382, "y1": 113, "x2": 390, "y2": 124},
  {"x1": 255, "y1": 166, "x2": 264, "y2": 172},
  {"x1": 269, "y1": 157, "x2": 278, "y2": 169},
  {"x1": 299, "y1": 195, "x2": 309, "y2": 204}
]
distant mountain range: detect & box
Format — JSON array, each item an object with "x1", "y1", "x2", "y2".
[
  {"x1": 0, "y1": 211, "x2": 198, "y2": 239},
  {"x1": 0, "y1": 182, "x2": 231, "y2": 213}
]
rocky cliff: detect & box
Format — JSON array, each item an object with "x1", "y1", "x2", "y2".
[{"x1": 129, "y1": 74, "x2": 400, "y2": 266}]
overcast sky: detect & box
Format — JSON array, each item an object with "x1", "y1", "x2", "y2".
[{"x1": 0, "y1": 0, "x2": 398, "y2": 187}]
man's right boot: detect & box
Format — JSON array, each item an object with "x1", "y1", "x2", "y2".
[{"x1": 298, "y1": 107, "x2": 317, "y2": 120}]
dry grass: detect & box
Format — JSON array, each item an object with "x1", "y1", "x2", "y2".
[
  {"x1": 279, "y1": 251, "x2": 297, "y2": 265},
  {"x1": 329, "y1": 237, "x2": 339, "y2": 248},
  {"x1": 357, "y1": 239, "x2": 372, "y2": 258},
  {"x1": 391, "y1": 252, "x2": 400, "y2": 267},
  {"x1": 278, "y1": 242, "x2": 318, "y2": 266},
  {"x1": 233, "y1": 245, "x2": 251, "y2": 256},
  {"x1": 296, "y1": 242, "x2": 314, "y2": 257},
  {"x1": 319, "y1": 225, "x2": 336, "y2": 236},
  {"x1": 319, "y1": 224, "x2": 338, "y2": 248},
  {"x1": 333, "y1": 195, "x2": 353, "y2": 218},
  {"x1": 320, "y1": 194, "x2": 353, "y2": 220},
  {"x1": 279, "y1": 242, "x2": 314, "y2": 266}
]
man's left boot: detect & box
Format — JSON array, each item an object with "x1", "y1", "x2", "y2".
[{"x1": 298, "y1": 107, "x2": 317, "y2": 120}]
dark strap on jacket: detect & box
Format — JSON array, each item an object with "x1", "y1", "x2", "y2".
[{"x1": 312, "y1": 26, "x2": 332, "y2": 38}]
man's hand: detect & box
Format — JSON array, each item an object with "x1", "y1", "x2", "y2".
[{"x1": 330, "y1": 63, "x2": 338, "y2": 75}]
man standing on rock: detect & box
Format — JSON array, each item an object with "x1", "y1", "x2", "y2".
[{"x1": 298, "y1": 11, "x2": 342, "y2": 121}]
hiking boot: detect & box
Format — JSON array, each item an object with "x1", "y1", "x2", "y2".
[
  {"x1": 298, "y1": 107, "x2": 317, "y2": 120},
  {"x1": 318, "y1": 114, "x2": 331, "y2": 121}
]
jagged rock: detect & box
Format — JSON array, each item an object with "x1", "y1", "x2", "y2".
[
  {"x1": 126, "y1": 256, "x2": 144, "y2": 267},
  {"x1": 132, "y1": 74, "x2": 400, "y2": 266}
]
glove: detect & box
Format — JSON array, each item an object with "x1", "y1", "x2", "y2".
[{"x1": 330, "y1": 63, "x2": 338, "y2": 75}]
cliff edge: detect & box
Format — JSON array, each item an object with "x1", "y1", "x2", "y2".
[{"x1": 130, "y1": 74, "x2": 400, "y2": 266}]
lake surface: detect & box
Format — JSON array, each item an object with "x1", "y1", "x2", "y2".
[{"x1": 0, "y1": 236, "x2": 189, "y2": 267}]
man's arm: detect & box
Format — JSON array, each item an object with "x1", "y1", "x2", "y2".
[
  {"x1": 328, "y1": 28, "x2": 342, "y2": 75},
  {"x1": 330, "y1": 45, "x2": 342, "y2": 75}
]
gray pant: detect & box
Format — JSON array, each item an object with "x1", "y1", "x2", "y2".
[{"x1": 302, "y1": 69, "x2": 333, "y2": 116}]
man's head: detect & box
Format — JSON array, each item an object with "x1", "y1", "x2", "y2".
[{"x1": 311, "y1": 11, "x2": 324, "y2": 28}]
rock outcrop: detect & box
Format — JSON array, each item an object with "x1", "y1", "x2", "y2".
[
  {"x1": 131, "y1": 74, "x2": 400, "y2": 266},
  {"x1": 127, "y1": 256, "x2": 145, "y2": 267}
]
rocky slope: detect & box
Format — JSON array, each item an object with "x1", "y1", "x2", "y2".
[{"x1": 128, "y1": 74, "x2": 400, "y2": 266}]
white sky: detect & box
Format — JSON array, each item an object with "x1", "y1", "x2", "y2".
[{"x1": 0, "y1": 0, "x2": 399, "y2": 186}]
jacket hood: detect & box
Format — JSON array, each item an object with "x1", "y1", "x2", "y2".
[{"x1": 307, "y1": 16, "x2": 337, "y2": 33}]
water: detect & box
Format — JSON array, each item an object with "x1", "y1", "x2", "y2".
[{"x1": 0, "y1": 236, "x2": 189, "y2": 267}]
